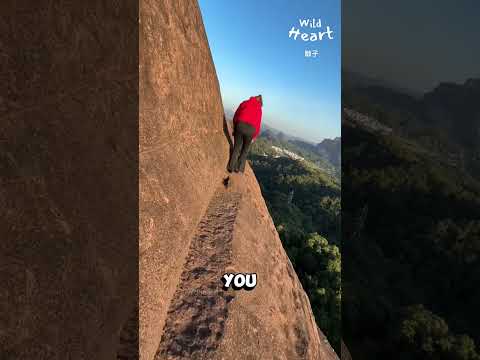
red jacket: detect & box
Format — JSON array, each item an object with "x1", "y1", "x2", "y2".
[{"x1": 233, "y1": 97, "x2": 262, "y2": 139}]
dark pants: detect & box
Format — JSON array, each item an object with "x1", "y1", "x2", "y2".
[{"x1": 228, "y1": 122, "x2": 255, "y2": 172}]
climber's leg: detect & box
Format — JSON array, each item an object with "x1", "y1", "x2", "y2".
[
  {"x1": 227, "y1": 126, "x2": 244, "y2": 172},
  {"x1": 237, "y1": 134, "x2": 253, "y2": 173}
]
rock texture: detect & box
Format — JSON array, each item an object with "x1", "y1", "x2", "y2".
[
  {"x1": 140, "y1": 0, "x2": 339, "y2": 359},
  {"x1": 1, "y1": 1, "x2": 138, "y2": 359}
]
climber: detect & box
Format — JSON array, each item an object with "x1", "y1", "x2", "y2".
[{"x1": 227, "y1": 95, "x2": 263, "y2": 173}]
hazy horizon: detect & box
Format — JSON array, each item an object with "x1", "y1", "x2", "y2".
[
  {"x1": 344, "y1": 67, "x2": 480, "y2": 98},
  {"x1": 343, "y1": 0, "x2": 480, "y2": 94},
  {"x1": 224, "y1": 107, "x2": 339, "y2": 144}
]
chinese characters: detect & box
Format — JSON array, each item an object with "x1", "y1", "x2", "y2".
[{"x1": 304, "y1": 49, "x2": 319, "y2": 58}]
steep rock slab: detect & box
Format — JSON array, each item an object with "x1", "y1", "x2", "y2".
[
  {"x1": 209, "y1": 170, "x2": 338, "y2": 360},
  {"x1": 1, "y1": 1, "x2": 138, "y2": 358},
  {"x1": 156, "y1": 190, "x2": 242, "y2": 359},
  {"x1": 139, "y1": 0, "x2": 228, "y2": 358}
]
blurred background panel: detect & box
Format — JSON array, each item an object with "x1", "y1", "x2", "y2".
[
  {"x1": 0, "y1": 1, "x2": 139, "y2": 358},
  {"x1": 342, "y1": 1, "x2": 480, "y2": 359}
]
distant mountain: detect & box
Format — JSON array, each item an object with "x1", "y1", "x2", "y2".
[
  {"x1": 261, "y1": 124, "x2": 316, "y2": 144},
  {"x1": 343, "y1": 76, "x2": 480, "y2": 178},
  {"x1": 423, "y1": 80, "x2": 480, "y2": 177},
  {"x1": 252, "y1": 135, "x2": 338, "y2": 177},
  {"x1": 289, "y1": 138, "x2": 341, "y2": 171},
  {"x1": 343, "y1": 69, "x2": 424, "y2": 98},
  {"x1": 259, "y1": 124, "x2": 341, "y2": 173},
  {"x1": 423, "y1": 79, "x2": 480, "y2": 146},
  {"x1": 316, "y1": 137, "x2": 341, "y2": 168}
]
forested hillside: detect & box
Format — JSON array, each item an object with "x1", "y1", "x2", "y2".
[
  {"x1": 249, "y1": 138, "x2": 342, "y2": 352},
  {"x1": 342, "y1": 107, "x2": 480, "y2": 360}
]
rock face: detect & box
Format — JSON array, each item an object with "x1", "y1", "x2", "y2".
[
  {"x1": 1, "y1": 2, "x2": 138, "y2": 359},
  {"x1": 140, "y1": 0, "x2": 339, "y2": 359}
]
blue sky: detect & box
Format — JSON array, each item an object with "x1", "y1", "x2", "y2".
[
  {"x1": 343, "y1": 0, "x2": 480, "y2": 93},
  {"x1": 198, "y1": 0, "x2": 341, "y2": 143}
]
